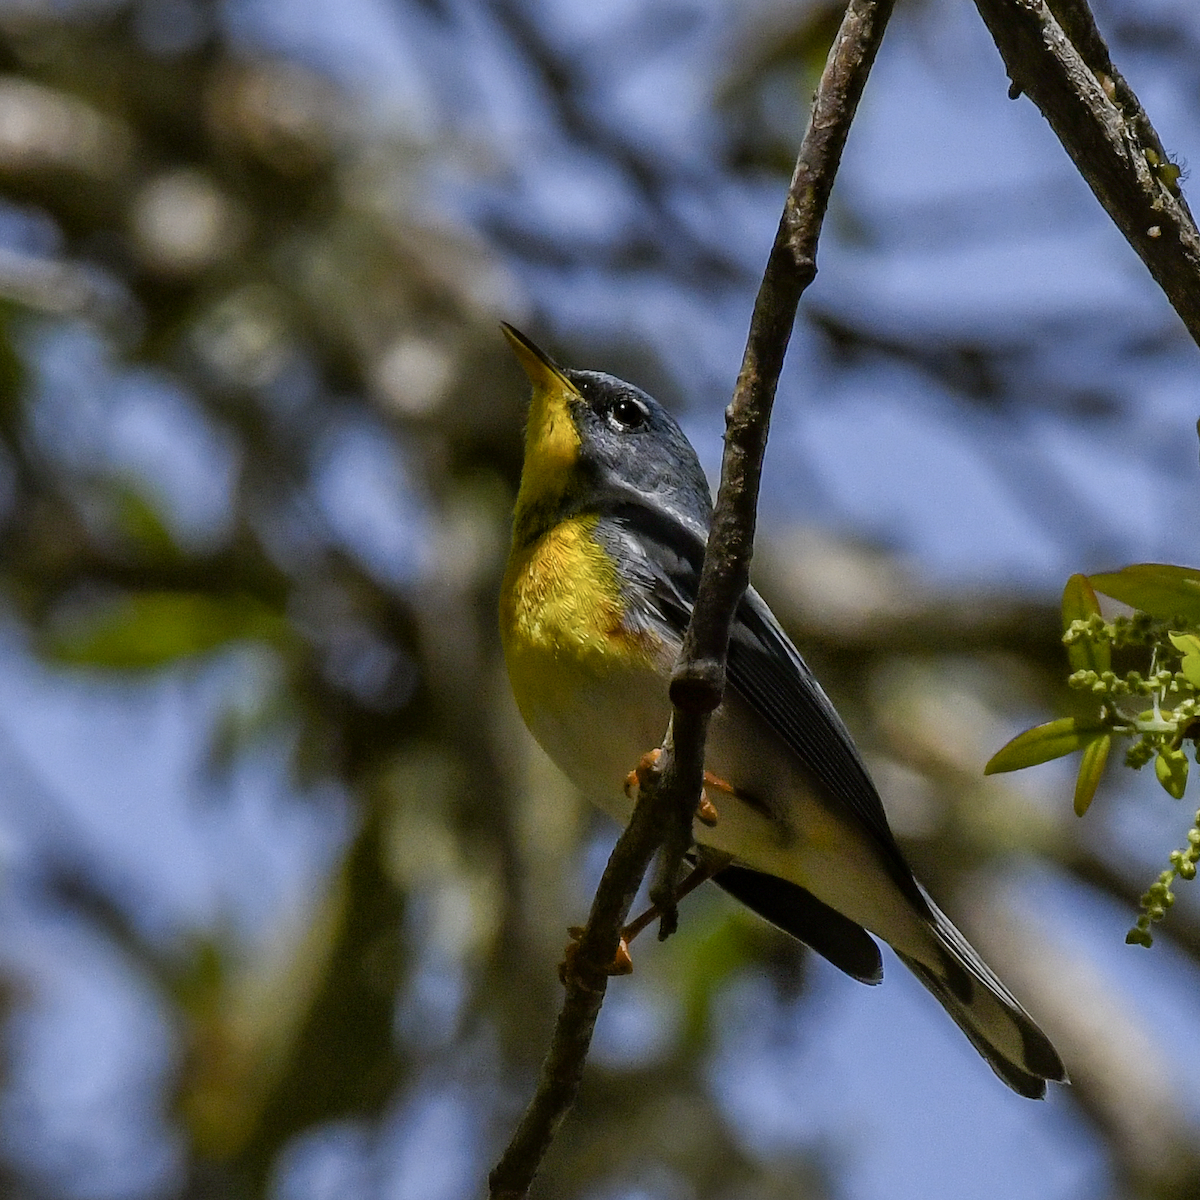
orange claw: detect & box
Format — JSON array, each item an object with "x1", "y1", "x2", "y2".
[
  {"x1": 695, "y1": 771, "x2": 746, "y2": 826},
  {"x1": 704, "y1": 770, "x2": 740, "y2": 795},
  {"x1": 560, "y1": 849, "x2": 735, "y2": 985},
  {"x1": 611, "y1": 939, "x2": 634, "y2": 975},
  {"x1": 624, "y1": 749, "x2": 722, "y2": 827},
  {"x1": 559, "y1": 927, "x2": 635, "y2": 987},
  {"x1": 624, "y1": 748, "x2": 664, "y2": 799},
  {"x1": 695, "y1": 791, "x2": 719, "y2": 826}
]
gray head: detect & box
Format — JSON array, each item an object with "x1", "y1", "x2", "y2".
[
  {"x1": 562, "y1": 368, "x2": 713, "y2": 536},
  {"x1": 503, "y1": 322, "x2": 712, "y2": 547}
]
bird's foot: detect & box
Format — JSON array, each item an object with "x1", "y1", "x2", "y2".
[
  {"x1": 694, "y1": 789, "x2": 719, "y2": 827},
  {"x1": 622, "y1": 748, "x2": 724, "y2": 827},
  {"x1": 623, "y1": 748, "x2": 663, "y2": 800},
  {"x1": 559, "y1": 927, "x2": 633, "y2": 988}
]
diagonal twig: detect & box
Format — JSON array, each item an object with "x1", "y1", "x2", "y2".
[
  {"x1": 973, "y1": 0, "x2": 1200, "y2": 349},
  {"x1": 486, "y1": 2, "x2": 895, "y2": 1196}
]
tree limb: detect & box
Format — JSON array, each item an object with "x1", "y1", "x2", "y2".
[
  {"x1": 973, "y1": 0, "x2": 1200, "y2": 349},
  {"x1": 487, "y1": 1, "x2": 895, "y2": 1195}
]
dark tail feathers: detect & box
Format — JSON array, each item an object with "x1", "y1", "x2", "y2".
[{"x1": 897, "y1": 893, "x2": 1066, "y2": 1099}]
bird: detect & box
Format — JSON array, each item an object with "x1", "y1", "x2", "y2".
[{"x1": 497, "y1": 322, "x2": 1066, "y2": 1099}]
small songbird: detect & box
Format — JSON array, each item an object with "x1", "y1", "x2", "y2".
[{"x1": 497, "y1": 324, "x2": 1065, "y2": 1098}]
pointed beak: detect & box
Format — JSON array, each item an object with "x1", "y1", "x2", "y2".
[
  {"x1": 501, "y1": 323, "x2": 576, "y2": 393},
  {"x1": 501, "y1": 322, "x2": 583, "y2": 498}
]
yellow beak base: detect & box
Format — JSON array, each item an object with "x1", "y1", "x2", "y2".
[
  {"x1": 502, "y1": 322, "x2": 586, "y2": 542},
  {"x1": 501, "y1": 322, "x2": 575, "y2": 392}
]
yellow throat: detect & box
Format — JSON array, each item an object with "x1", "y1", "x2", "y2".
[
  {"x1": 498, "y1": 325, "x2": 662, "y2": 726},
  {"x1": 501, "y1": 323, "x2": 583, "y2": 548}
]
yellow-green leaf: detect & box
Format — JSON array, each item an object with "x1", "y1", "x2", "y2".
[
  {"x1": 112, "y1": 486, "x2": 179, "y2": 559},
  {"x1": 985, "y1": 717, "x2": 1108, "y2": 775},
  {"x1": 1089, "y1": 564, "x2": 1200, "y2": 624},
  {"x1": 1073, "y1": 733, "x2": 1110, "y2": 816},
  {"x1": 1062, "y1": 573, "x2": 1108, "y2": 672},
  {"x1": 46, "y1": 591, "x2": 285, "y2": 669},
  {"x1": 1169, "y1": 632, "x2": 1200, "y2": 657},
  {"x1": 1155, "y1": 749, "x2": 1189, "y2": 800},
  {"x1": 1168, "y1": 632, "x2": 1200, "y2": 690},
  {"x1": 1182, "y1": 657, "x2": 1200, "y2": 691}
]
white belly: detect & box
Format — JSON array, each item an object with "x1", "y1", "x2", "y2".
[
  {"x1": 519, "y1": 657, "x2": 673, "y2": 823},
  {"x1": 521, "y1": 665, "x2": 928, "y2": 957}
]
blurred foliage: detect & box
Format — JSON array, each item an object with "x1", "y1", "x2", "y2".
[
  {"x1": 0, "y1": 2, "x2": 1196, "y2": 1200},
  {"x1": 988, "y1": 566, "x2": 1200, "y2": 947},
  {"x1": 45, "y1": 590, "x2": 289, "y2": 667},
  {"x1": 0, "y1": 2, "x2": 525, "y2": 1195}
]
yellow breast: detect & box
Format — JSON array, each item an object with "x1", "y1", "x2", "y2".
[
  {"x1": 500, "y1": 513, "x2": 674, "y2": 804},
  {"x1": 499, "y1": 514, "x2": 664, "y2": 724}
]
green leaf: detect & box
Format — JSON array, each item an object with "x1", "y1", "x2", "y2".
[
  {"x1": 985, "y1": 717, "x2": 1108, "y2": 775},
  {"x1": 1062, "y1": 573, "x2": 1109, "y2": 672},
  {"x1": 1168, "y1": 632, "x2": 1200, "y2": 690},
  {"x1": 112, "y1": 486, "x2": 179, "y2": 559},
  {"x1": 1155, "y1": 750, "x2": 1189, "y2": 800},
  {"x1": 1182, "y1": 657, "x2": 1200, "y2": 691},
  {"x1": 1089, "y1": 564, "x2": 1200, "y2": 624},
  {"x1": 1073, "y1": 733, "x2": 1110, "y2": 816},
  {"x1": 46, "y1": 591, "x2": 285, "y2": 669},
  {"x1": 1169, "y1": 632, "x2": 1200, "y2": 657}
]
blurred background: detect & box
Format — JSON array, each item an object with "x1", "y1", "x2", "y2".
[{"x1": 0, "y1": 0, "x2": 1197, "y2": 1197}]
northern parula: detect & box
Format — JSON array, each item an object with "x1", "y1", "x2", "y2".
[{"x1": 498, "y1": 324, "x2": 1065, "y2": 1098}]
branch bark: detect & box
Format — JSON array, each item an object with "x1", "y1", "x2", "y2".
[
  {"x1": 487, "y1": 1, "x2": 895, "y2": 1196},
  {"x1": 973, "y1": 0, "x2": 1200, "y2": 349}
]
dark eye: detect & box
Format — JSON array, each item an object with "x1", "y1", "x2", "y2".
[{"x1": 607, "y1": 398, "x2": 648, "y2": 430}]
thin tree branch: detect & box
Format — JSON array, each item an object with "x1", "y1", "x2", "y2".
[
  {"x1": 973, "y1": 0, "x2": 1200, "y2": 349},
  {"x1": 656, "y1": 0, "x2": 896, "y2": 926},
  {"x1": 487, "y1": 2, "x2": 895, "y2": 1196}
]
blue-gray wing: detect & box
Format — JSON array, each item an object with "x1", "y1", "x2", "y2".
[
  {"x1": 729, "y1": 587, "x2": 926, "y2": 908},
  {"x1": 597, "y1": 503, "x2": 925, "y2": 912}
]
